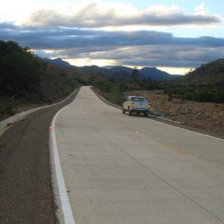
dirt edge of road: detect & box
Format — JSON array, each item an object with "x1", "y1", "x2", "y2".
[
  {"x1": 0, "y1": 89, "x2": 80, "y2": 137},
  {"x1": 0, "y1": 88, "x2": 79, "y2": 224},
  {"x1": 92, "y1": 87, "x2": 224, "y2": 140}
]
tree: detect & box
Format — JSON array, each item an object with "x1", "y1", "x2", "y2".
[{"x1": 132, "y1": 66, "x2": 140, "y2": 81}]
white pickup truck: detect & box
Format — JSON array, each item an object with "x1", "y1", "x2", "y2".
[{"x1": 122, "y1": 96, "x2": 151, "y2": 117}]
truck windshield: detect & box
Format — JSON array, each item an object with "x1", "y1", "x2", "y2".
[{"x1": 131, "y1": 97, "x2": 147, "y2": 102}]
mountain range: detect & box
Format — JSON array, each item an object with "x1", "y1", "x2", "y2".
[
  {"x1": 42, "y1": 57, "x2": 181, "y2": 81},
  {"x1": 42, "y1": 57, "x2": 72, "y2": 68}
]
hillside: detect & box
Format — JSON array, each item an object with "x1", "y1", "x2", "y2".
[
  {"x1": 104, "y1": 66, "x2": 133, "y2": 80},
  {"x1": 0, "y1": 41, "x2": 79, "y2": 119},
  {"x1": 139, "y1": 67, "x2": 178, "y2": 81},
  {"x1": 185, "y1": 58, "x2": 224, "y2": 85},
  {"x1": 77, "y1": 65, "x2": 108, "y2": 75},
  {"x1": 163, "y1": 58, "x2": 224, "y2": 103}
]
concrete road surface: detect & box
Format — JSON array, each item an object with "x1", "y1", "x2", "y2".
[{"x1": 55, "y1": 86, "x2": 224, "y2": 224}]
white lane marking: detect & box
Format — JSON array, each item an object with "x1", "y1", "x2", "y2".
[{"x1": 50, "y1": 91, "x2": 79, "y2": 224}]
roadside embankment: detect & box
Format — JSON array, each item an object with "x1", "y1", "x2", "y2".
[{"x1": 126, "y1": 90, "x2": 224, "y2": 138}]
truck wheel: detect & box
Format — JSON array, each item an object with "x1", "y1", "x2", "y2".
[{"x1": 122, "y1": 108, "x2": 125, "y2": 114}]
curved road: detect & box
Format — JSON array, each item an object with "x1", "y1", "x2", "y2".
[{"x1": 55, "y1": 86, "x2": 224, "y2": 224}]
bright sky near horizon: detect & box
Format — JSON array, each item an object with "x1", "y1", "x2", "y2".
[{"x1": 0, "y1": 0, "x2": 223, "y2": 74}]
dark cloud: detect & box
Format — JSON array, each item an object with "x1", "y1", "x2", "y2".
[
  {"x1": 0, "y1": 22, "x2": 17, "y2": 29},
  {"x1": 1, "y1": 24, "x2": 224, "y2": 48},
  {"x1": 0, "y1": 22, "x2": 224, "y2": 67},
  {"x1": 90, "y1": 45, "x2": 224, "y2": 67}
]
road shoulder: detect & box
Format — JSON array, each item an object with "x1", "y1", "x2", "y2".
[{"x1": 0, "y1": 88, "x2": 79, "y2": 224}]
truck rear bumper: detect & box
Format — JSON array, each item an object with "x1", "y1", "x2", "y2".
[{"x1": 131, "y1": 109, "x2": 149, "y2": 113}]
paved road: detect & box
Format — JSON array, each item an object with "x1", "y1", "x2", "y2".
[{"x1": 55, "y1": 86, "x2": 224, "y2": 224}]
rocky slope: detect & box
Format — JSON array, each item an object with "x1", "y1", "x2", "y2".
[{"x1": 125, "y1": 90, "x2": 224, "y2": 138}]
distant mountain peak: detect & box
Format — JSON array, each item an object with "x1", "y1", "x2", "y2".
[
  {"x1": 139, "y1": 66, "x2": 174, "y2": 81},
  {"x1": 42, "y1": 57, "x2": 72, "y2": 68},
  {"x1": 77, "y1": 65, "x2": 180, "y2": 81},
  {"x1": 54, "y1": 57, "x2": 63, "y2": 61}
]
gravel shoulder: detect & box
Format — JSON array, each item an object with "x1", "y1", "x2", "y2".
[{"x1": 0, "y1": 89, "x2": 79, "y2": 224}]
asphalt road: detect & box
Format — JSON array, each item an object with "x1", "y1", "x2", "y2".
[{"x1": 55, "y1": 86, "x2": 224, "y2": 224}]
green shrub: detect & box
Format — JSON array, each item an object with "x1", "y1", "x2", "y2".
[{"x1": 4, "y1": 103, "x2": 14, "y2": 115}]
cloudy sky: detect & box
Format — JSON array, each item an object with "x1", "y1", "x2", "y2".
[{"x1": 0, "y1": 0, "x2": 224, "y2": 74}]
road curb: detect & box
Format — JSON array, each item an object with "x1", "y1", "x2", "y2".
[{"x1": 0, "y1": 89, "x2": 79, "y2": 136}]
